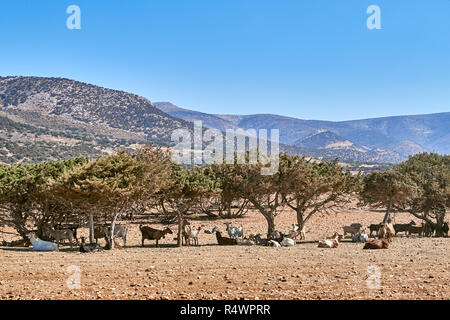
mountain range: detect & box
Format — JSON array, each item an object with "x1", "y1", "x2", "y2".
[
  {"x1": 0, "y1": 76, "x2": 448, "y2": 165},
  {"x1": 155, "y1": 102, "x2": 450, "y2": 162}
]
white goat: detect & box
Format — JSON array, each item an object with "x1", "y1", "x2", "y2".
[
  {"x1": 204, "y1": 226, "x2": 217, "y2": 234},
  {"x1": 268, "y1": 240, "x2": 281, "y2": 247},
  {"x1": 27, "y1": 233, "x2": 59, "y2": 252},
  {"x1": 280, "y1": 237, "x2": 295, "y2": 247},
  {"x1": 224, "y1": 222, "x2": 244, "y2": 239},
  {"x1": 352, "y1": 228, "x2": 369, "y2": 243},
  {"x1": 184, "y1": 226, "x2": 201, "y2": 246}
]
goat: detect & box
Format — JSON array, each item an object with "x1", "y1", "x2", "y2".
[
  {"x1": 342, "y1": 223, "x2": 362, "y2": 237},
  {"x1": 237, "y1": 237, "x2": 256, "y2": 246},
  {"x1": 394, "y1": 220, "x2": 416, "y2": 236},
  {"x1": 139, "y1": 225, "x2": 173, "y2": 247},
  {"x1": 254, "y1": 234, "x2": 269, "y2": 246},
  {"x1": 215, "y1": 231, "x2": 237, "y2": 245},
  {"x1": 184, "y1": 225, "x2": 201, "y2": 246},
  {"x1": 289, "y1": 224, "x2": 306, "y2": 240},
  {"x1": 423, "y1": 222, "x2": 435, "y2": 237},
  {"x1": 2, "y1": 238, "x2": 31, "y2": 247},
  {"x1": 368, "y1": 224, "x2": 382, "y2": 237},
  {"x1": 443, "y1": 222, "x2": 449, "y2": 237},
  {"x1": 280, "y1": 237, "x2": 295, "y2": 247},
  {"x1": 26, "y1": 233, "x2": 59, "y2": 252},
  {"x1": 94, "y1": 225, "x2": 127, "y2": 246},
  {"x1": 204, "y1": 226, "x2": 217, "y2": 234},
  {"x1": 318, "y1": 233, "x2": 342, "y2": 248},
  {"x1": 268, "y1": 240, "x2": 281, "y2": 247},
  {"x1": 79, "y1": 236, "x2": 103, "y2": 253},
  {"x1": 104, "y1": 225, "x2": 128, "y2": 247},
  {"x1": 352, "y1": 228, "x2": 369, "y2": 243},
  {"x1": 363, "y1": 237, "x2": 390, "y2": 249},
  {"x1": 224, "y1": 222, "x2": 244, "y2": 239},
  {"x1": 379, "y1": 222, "x2": 395, "y2": 240},
  {"x1": 408, "y1": 223, "x2": 424, "y2": 236},
  {"x1": 44, "y1": 227, "x2": 77, "y2": 248},
  {"x1": 268, "y1": 230, "x2": 287, "y2": 243}
]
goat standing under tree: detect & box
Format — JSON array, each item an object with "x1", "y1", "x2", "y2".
[{"x1": 158, "y1": 165, "x2": 219, "y2": 247}]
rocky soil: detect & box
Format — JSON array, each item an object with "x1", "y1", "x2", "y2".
[{"x1": 0, "y1": 207, "x2": 448, "y2": 300}]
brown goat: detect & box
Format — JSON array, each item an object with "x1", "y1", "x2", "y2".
[
  {"x1": 363, "y1": 238, "x2": 390, "y2": 249},
  {"x1": 215, "y1": 231, "x2": 237, "y2": 245},
  {"x1": 140, "y1": 225, "x2": 173, "y2": 247}
]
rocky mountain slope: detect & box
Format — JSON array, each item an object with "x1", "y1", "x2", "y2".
[{"x1": 0, "y1": 76, "x2": 192, "y2": 163}]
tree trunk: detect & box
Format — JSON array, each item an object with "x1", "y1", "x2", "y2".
[
  {"x1": 89, "y1": 213, "x2": 94, "y2": 244},
  {"x1": 435, "y1": 216, "x2": 444, "y2": 237},
  {"x1": 108, "y1": 212, "x2": 120, "y2": 250},
  {"x1": 260, "y1": 211, "x2": 275, "y2": 236},
  {"x1": 382, "y1": 198, "x2": 393, "y2": 224},
  {"x1": 296, "y1": 209, "x2": 305, "y2": 229},
  {"x1": 177, "y1": 211, "x2": 183, "y2": 247},
  {"x1": 12, "y1": 211, "x2": 28, "y2": 239}
]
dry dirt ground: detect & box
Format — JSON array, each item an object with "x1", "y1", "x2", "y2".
[{"x1": 0, "y1": 207, "x2": 449, "y2": 300}]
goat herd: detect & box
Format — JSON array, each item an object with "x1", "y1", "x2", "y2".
[{"x1": 7, "y1": 217, "x2": 448, "y2": 253}]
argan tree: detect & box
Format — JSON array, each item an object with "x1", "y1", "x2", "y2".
[
  {"x1": 159, "y1": 164, "x2": 219, "y2": 247},
  {"x1": 222, "y1": 158, "x2": 284, "y2": 236},
  {"x1": 0, "y1": 158, "x2": 86, "y2": 239},
  {"x1": 208, "y1": 162, "x2": 249, "y2": 218},
  {"x1": 280, "y1": 154, "x2": 361, "y2": 230},
  {"x1": 50, "y1": 146, "x2": 171, "y2": 248},
  {"x1": 360, "y1": 169, "x2": 416, "y2": 224},
  {"x1": 396, "y1": 153, "x2": 450, "y2": 236}
]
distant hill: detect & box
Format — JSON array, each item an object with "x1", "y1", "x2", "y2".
[
  {"x1": 155, "y1": 102, "x2": 450, "y2": 161},
  {"x1": 294, "y1": 130, "x2": 356, "y2": 149},
  {"x1": 1, "y1": 76, "x2": 446, "y2": 165},
  {"x1": 0, "y1": 76, "x2": 192, "y2": 163}
]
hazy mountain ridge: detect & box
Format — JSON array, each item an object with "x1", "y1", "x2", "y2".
[
  {"x1": 155, "y1": 102, "x2": 449, "y2": 160},
  {"x1": 0, "y1": 76, "x2": 446, "y2": 165}
]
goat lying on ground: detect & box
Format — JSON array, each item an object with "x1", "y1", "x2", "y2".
[
  {"x1": 139, "y1": 225, "x2": 173, "y2": 247},
  {"x1": 204, "y1": 226, "x2": 217, "y2": 234},
  {"x1": 237, "y1": 237, "x2": 256, "y2": 246},
  {"x1": 224, "y1": 222, "x2": 244, "y2": 239},
  {"x1": 254, "y1": 234, "x2": 269, "y2": 246},
  {"x1": 79, "y1": 236, "x2": 103, "y2": 253},
  {"x1": 268, "y1": 230, "x2": 288, "y2": 243},
  {"x1": 318, "y1": 233, "x2": 342, "y2": 248},
  {"x1": 26, "y1": 233, "x2": 59, "y2": 252},
  {"x1": 215, "y1": 231, "x2": 237, "y2": 245},
  {"x1": 44, "y1": 227, "x2": 77, "y2": 248},
  {"x1": 280, "y1": 237, "x2": 295, "y2": 247},
  {"x1": 363, "y1": 237, "x2": 390, "y2": 249},
  {"x1": 2, "y1": 238, "x2": 31, "y2": 247},
  {"x1": 268, "y1": 240, "x2": 281, "y2": 247}
]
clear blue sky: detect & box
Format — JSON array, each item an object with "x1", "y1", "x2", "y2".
[{"x1": 0, "y1": 0, "x2": 449, "y2": 121}]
